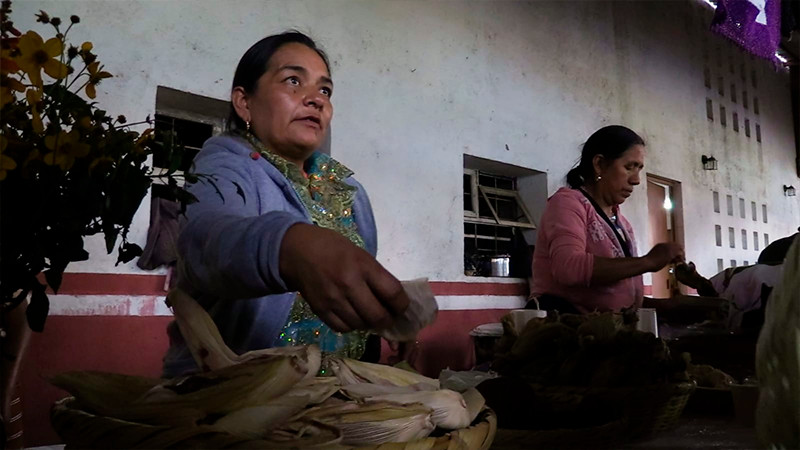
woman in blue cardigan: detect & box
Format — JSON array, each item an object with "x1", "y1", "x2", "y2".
[{"x1": 163, "y1": 32, "x2": 409, "y2": 376}]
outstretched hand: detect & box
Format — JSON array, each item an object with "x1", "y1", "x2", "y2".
[
  {"x1": 279, "y1": 224, "x2": 410, "y2": 333},
  {"x1": 644, "y1": 242, "x2": 684, "y2": 272}
]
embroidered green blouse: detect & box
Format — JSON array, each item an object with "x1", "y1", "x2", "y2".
[{"x1": 242, "y1": 132, "x2": 369, "y2": 360}]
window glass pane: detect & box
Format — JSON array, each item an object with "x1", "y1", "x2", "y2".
[
  {"x1": 739, "y1": 198, "x2": 745, "y2": 218},
  {"x1": 729, "y1": 227, "x2": 735, "y2": 248},
  {"x1": 742, "y1": 229, "x2": 748, "y2": 249},
  {"x1": 726, "y1": 195, "x2": 733, "y2": 216},
  {"x1": 713, "y1": 191, "x2": 720, "y2": 213},
  {"x1": 478, "y1": 194, "x2": 493, "y2": 218},
  {"x1": 715, "y1": 225, "x2": 722, "y2": 246},
  {"x1": 754, "y1": 231, "x2": 760, "y2": 251},
  {"x1": 494, "y1": 196, "x2": 517, "y2": 221},
  {"x1": 463, "y1": 174, "x2": 473, "y2": 211},
  {"x1": 762, "y1": 204, "x2": 768, "y2": 223},
  {"x1": 495, "y1": 178, "x2": 514, "y2": 190},
  {"x1": 751, "y1": 201, "x2": 757, "y2": 221},
  {"x1": 478, "y1": 174, "x2": 495, "y2": 188},
  {"x1": 153, "y1": 114, "x2": 211, "y2": 169}
]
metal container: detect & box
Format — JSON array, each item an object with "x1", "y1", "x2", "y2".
[{"x1": 490, "y1": 256, "x2": 510, "y2": 277}]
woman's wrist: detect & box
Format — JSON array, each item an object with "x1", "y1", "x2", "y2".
[{"x1": 639, "y1": 255, "x2": 657, "y2": 273}]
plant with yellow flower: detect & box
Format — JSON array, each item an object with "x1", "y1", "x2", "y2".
[{"x1": 0, "y1": 2, "x2": 199, "y2": 332}]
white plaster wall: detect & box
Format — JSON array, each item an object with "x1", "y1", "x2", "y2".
[{"x1": 13, "y1": 0, "x2": 798, "y2": 283}]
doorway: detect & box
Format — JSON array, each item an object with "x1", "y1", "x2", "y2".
[{"x1": 646, "y1": 175, "x2": 684, "y2": 298}]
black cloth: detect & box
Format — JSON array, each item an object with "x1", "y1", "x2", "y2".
[
  {"x1": 359, "y1": 334, "x2": 382, "y2": 363},
  {"x1": 137, "y1": 190, "x2": 181, "y2": 270},
  {"x1": 576, "y1": 188, "x2": 632, "y2": 258},
  {"x1": 525, "y1": 294, "x2": 581, "y2": 315},
  {"x1": 758, "y1": 232, "x2": 798, "y2": 265}
]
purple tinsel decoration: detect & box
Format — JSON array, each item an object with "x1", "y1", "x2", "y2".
[{"x1": 711, "y1": 0, "x2": 782, "y2": 63}]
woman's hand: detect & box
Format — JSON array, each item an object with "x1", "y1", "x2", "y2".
[
  {"x1": 279, "y1": 223, "x2": 410, "y2": 333},
  {"x1": 644, "y1": 242, "x2": 685, "y2": 272}
]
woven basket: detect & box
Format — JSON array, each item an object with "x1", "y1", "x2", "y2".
[
  {"x1": 492, "y1": 418, "x2": 628, "y2": 449},
  {"x1": 529, "y1": 382, "x2": 695, "y2": 439},
  {"x1": 51, "y1": 397, "x2": 497, "y2": 449}
]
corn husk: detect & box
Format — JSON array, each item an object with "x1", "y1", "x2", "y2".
[
  {"x1": 211, "y1": 395, "x2": 311, "y2": 439},
  {"x1": 112, "y1": 354, "x2": 306, "y2": 425},
  {"x1": 461, "y1": 388, "x2": 486, "y2": 425},
  {"x1": 299, "y1": 401, "x2": 435, "y2": 445},
  {"x1": 340, "y1": 382, "x2": 436, "y2": 401},
  {"x1": 330, "y1": 358, "x2": 439, "y2": 389},
  {"x1": 210, "y1": 376, "x2": 341, "y2": 439},
  {"x1": 376, "y1": 278, "x2": 438, "y2": 342},
  {"x1": 168, "y1": 289, "x2": 323, "y2": 378},
  {"x1": 49, "y1": 371, "x2": 162, "y2": 416},
  {"x1": 168, "y1": 288, "x2": 240, "y2": 370},
  {"x1": 52, "y1": 397, "x2": 336, "y2": 449},
  {"x1": 264, "y1": 418, "x2": 344, "y2": 448},
  {"x1": 363, "y1": 389, "x2": 470, "y2": 430},
  {"x1": 292, "y1": 376, "x2": 341, "y2": 404}
]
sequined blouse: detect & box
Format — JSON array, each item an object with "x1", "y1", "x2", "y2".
[{"x1": 162, "y1": 134, "x2": 378, "y2": 377}]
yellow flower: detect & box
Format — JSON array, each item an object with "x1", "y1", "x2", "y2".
[
  {"x1": 14, "y1": 31, "x2": 68, "y2": 88},
  {"x1": 85, "y1": 61, "x2": 111, "y2": 99},
  {"x1": 26, "y1": 88, "x2": 44, "y2": 134},
  {"x1": 80, "y1": 42, "x2": 93, "y2": 52},
  {"x1": 43, "y1": 129, "x2": 90, "y2": 170},
  {"x1": 0, "y1": 136, "x2": 17, "y2": 181}
]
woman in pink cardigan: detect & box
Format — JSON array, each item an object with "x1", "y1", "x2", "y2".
[{"x1": 531, "y1": 126, "x2": 684, "y2": 313}]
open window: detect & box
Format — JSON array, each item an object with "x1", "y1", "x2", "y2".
[
  {"x1": 137, "y1": 87, "x2": 227, "y2": 271},
  {"x1": 463, "y1": 155, "x2": 545, "y2": 278}
]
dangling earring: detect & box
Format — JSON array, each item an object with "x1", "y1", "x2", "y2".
[
  {"x1": 246, "y1": 120, "x2": 251, "y2": 132},
  {"x1": 595, "y1": 175, "x2": 602, "y2": 181}
]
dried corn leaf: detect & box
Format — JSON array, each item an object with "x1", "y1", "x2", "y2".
[
  {"x1": 300, "y1": 401, "x2": 435, "y2": 445},
  {"x1": 49, "y1": 371, "x2": 162, "y2": 417},
  {"x1": 331, "y1": 358, "x2": 439, "y2": 389},
  {"x1": 363, "y1": 389, "x2": 470, "y2": 430}
]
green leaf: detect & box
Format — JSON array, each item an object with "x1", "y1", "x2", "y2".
[
  {"x1": 44, "y1": 266, "x2": 64, "y2": 293},
  {"x1": 104, "y1": 225, "x2": 119, "y2": 254},
  {"x1": 183, "y1": 172, "x2": 199, "y2": 184},
  {"x1": 26, "y1": 285, "x2": 49, "y2": 333},
  {"x1": 116, "y1": 243, "x2": 143, "y2": 266}
]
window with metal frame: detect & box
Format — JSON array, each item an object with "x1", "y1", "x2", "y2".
[
  {"x1": 463, "y1": 169, "x2": 536, "y2": 229},
  {"x1": 464, "y1": 169, "x2": 536, "y2": 277}
]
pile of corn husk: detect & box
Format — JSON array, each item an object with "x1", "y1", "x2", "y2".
[{"x1": 50, "y1": 289, "x2": 494, "y2": 449}]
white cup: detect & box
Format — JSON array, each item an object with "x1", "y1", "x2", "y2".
[{"x1": 636, "y1": 308, "x2": 659, "y2": 337}]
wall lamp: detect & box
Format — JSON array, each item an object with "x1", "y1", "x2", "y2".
[
  {"x1": 701, "y1": 155, "x2": 718, "y2": 171},
  {"x1": 785, "y1": 185, "x2": 797, "y2": 197}
]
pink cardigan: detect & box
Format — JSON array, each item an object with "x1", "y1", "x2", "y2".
[{"x1": 531, "y1": 187, "x2": 644, "y2": 313}]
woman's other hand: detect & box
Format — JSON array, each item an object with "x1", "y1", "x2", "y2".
[
  {"x1": 279, "y1": 223, "x2": 410, "y2": 333},
  {"x1": 644, "y1": 242, "x2": 684, "y2": 272}
]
